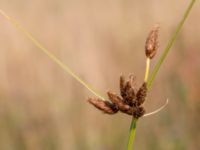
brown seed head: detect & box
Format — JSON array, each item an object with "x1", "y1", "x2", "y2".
[
  {"x1": 88, "y1": 75, "x2": 148, "y2": 119},
  {"x1": 120, "y1": 75, "x2": 136, "y2": 106},
  {"x1": 107, "y1": 91, "x2": 130, "y2": 111},
  {"x1": 145, "y1": 25, "x2": 159, "y2": 59},
  {"x1": 88, "y1": 98, "x2": 118, "y2": 114},
  {"x1": 135, "y1": 82, "x2": 147, "y2": 106}
]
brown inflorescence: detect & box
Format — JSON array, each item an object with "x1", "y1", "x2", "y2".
[
  {"x1": 145, "y1": 26, "x2": 159, "y2": 59},
  {"x1": 88, "y1": 75, "x2": 147, "y2": 119},
  {"x1": 88, "y1": 98, "x2": 118, "y2": 114}
]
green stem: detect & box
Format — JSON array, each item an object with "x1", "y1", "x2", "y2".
[
  {"x1": 147, "y1": 0, "x2": 196, "y2": 89},
  {"x1": 127, "y1": 118, "x2": 137, "y2": 150},
  {"x1": 126, "y1": 0, "x2": 196, "y2": 149}
]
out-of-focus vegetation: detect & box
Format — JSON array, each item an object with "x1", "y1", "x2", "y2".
[{"x1": 0, "y1": 0, "x2": 199, "y2": 149}]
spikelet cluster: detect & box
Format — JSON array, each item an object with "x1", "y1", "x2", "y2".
[
  {"x1": 88, "y1": 25, "x2": 159, "y2": 119},
  {"x1": 88, "y1": 76, "x2": 147, "y2": 119}
]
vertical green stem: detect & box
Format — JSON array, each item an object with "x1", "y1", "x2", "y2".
[
  {"x1": 127, "y1": 118, "x2": 137, "y2": 150},
  {"x1": 126, "y1": 0, "x2": 196, "y2": 149}
]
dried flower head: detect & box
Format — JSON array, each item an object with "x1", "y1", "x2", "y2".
[
  {"x1": 135, "y1": 82, "x2": 147, "y2": 106},
  {"x1": 120, "y1": 75, "x2": 136, "y2": 106},
  {"x1": 88, "y1": 75, "x2": 147, "y2": 119},
  {"x1": 145, "y1": 25, "x2": 159, "y2": 59},
  {"x1": 88, "y1": 98, "x2": 118, "y2": 114}
]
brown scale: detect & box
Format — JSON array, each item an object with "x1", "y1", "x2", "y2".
[
  {"x1": 132, "y1": 106, "x2": 146, "y2": 118},
  {"x1": 120, "y1": 75, "x2": 136, "y2": 106},
  {"x1": 88, "y1": 98, "x2": 118, "y2": 114},
  {"x1": 135, "y1": 82, "x2": 147, "y2": 106}
]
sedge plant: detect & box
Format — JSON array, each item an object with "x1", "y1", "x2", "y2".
[{"x1": 0, "y1": 0, "x2": 196, "y2": 149}]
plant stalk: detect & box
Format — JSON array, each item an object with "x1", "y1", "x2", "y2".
[
  {"x1": 144, "y1": 58, "x2": 151, "y2": 83},
  {"x1": 127, "y1": 118, "x2": 137, "y2": 150}
]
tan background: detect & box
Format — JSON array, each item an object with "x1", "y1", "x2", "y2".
[{"x1": 0, "y1": 0, "x2": 200, "y2": 149}]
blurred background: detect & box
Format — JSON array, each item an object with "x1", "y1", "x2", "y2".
[{"x1": 0, "y1": 0, "x2": 200, "y2": 149}]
